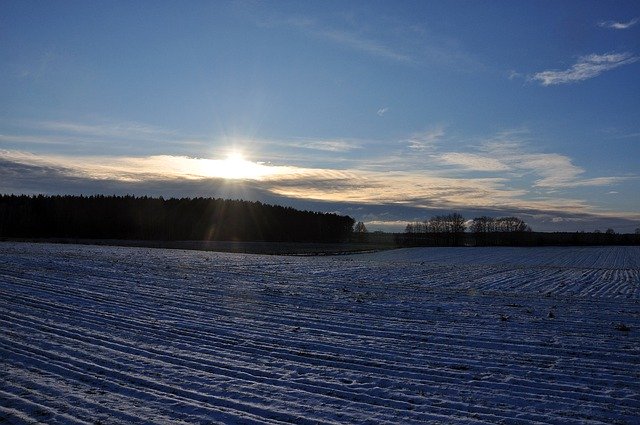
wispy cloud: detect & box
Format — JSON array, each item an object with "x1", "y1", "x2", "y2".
[
  {"x1": 515, "y1": 153, "x2": 624, "y2": 188},
  {"x1": 531, "y1": 52, "x2": 639, "y2": 86},
  {"x1": 275, "y1": 17, "x2": 412, "y2": 63},
  {"x1": 36, "y1": 120, "x2": 181, "y2": 141},
  {"x1": 477, "y1": 137, "x2": 628, "y2": 189},
  {"x1": 18, "y1": 50, "x2": 59, "y2": 80},
  {"x1": 1, "y1": 119, "x2": 373, "y2": 170},
  {"x1": 261, "y1": 14, "x2": 478, "y2": 69},
  {"x1": 617, "y1": 132, "x2": 640, "y2": 139},
  {"x1": 0, "y1": 150, "x2": 303, "y2": 182},
  {"x1": 598, "y1": 17, "x2": 639, "y2": 30},
  {"x1": 0, "y1": 119, "x2": 208, "y2": 155},
  {"x1": 0, "y1": 133, "x2": 81, "y2": 146},
  {"x1": 2, "y1": 123, "x2": 637, "y2": 230},
  {"x1": 3, "y1": 141, "x2": 639, "y2": 233},
  {"x1": 3, "y1": 123, "x2": 627, "y2": 195},
  {"x1": 426, "y1": 130, "x2": 630, "y2": 191},
  {"x1": 2, "y1": 144, "x2": 628, "y2": 220},
  {"x1": 405, "y1": 126, "x2": 446, "y2": 151},
  {"x1": 319, "y1": 29, "x2": 412, "y2": 62},
  {"x1": 288, "y1": 138, "x2": 363, "y2": 153},
  {"x1": 438, "y1": 152, "x2": 510, "y2": 172},
  {"x1": 507, "y1": 70, "x2": 523, "y2": 81}
]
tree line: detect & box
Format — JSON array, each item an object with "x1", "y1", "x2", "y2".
[
  {"x1": 404, "y1": 213, "x2": 468, "y2": 246},
  {"x1": 401, "y1": 213, "x2": 639, "y2": 246},
  {"x1": 0, "y1": 195, "x2": 355, "y2": 243}
]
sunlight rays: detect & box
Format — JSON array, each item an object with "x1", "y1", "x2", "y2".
[{"x1": 200, "y1": 151, "x2": 276, "y2": 180}]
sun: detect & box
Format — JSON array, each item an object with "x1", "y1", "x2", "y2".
[{"x1": 211, "y1": 150, "x2": 272, "y2": 180}]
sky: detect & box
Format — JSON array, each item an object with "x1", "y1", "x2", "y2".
[{"x1": 1, "y1": 0, "x2": 639, "y2": 232}]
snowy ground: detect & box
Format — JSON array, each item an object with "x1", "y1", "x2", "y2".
[{"x1": 1, "y1": 243, "x2": 639, "y2": 424}]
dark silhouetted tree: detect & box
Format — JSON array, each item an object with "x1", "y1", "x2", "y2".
[
  {"x1": 0, "y1": 195, "x2": 355, "y2": 243},
  {"x1": 354, "y1": 221, "x2": 368, "y2": 233},
  {"x1": 422, "y1": 213, "x2": 466, "y2": 246},
  {"x1": 353, "y1": 221, "x2": 368, "y2": 242}
]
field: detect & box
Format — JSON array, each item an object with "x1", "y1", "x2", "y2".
[{"x1": 1, "y1": 243, "x2": 639, "y2": 424}]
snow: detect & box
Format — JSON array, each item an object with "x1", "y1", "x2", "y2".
[{"x1": 1, "y1": 242, "x2": 639, "y2": 424}]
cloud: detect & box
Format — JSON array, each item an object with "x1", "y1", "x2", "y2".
[
  {"x1": 0, "y1": 119, "x2": 210, "y2": 157},
  {"x1": 377, "y1": 107, "x2": 389, "y2": 117},
  {"x1": 0, "y1": 150, "x2": 315, "y2": 183},
  {"x1": 598, "y1": 17, "x2": 639, "y2": 30},
  {"x1": 2, "y1": 123, "x2": 637, "y2": 232},
  {"x1": 507, "y1": 70, "x2": 523, "y2": 80},
  {"x1": 423, "y1": 131, "x2": 630, "y2": 191},
  {"x1": 3, "y1": 123, "x2": 628, "y2": 197},
  {"x1": 18, "y1": 50, "x2": 59, "y2": 80},
  {"x1": 0, "y1": 149, "x2": 605, "y2": 215},
  {"x1": 263, "y1": 14, "x2": 478, "y2": 70},
  {"x1": 531, "y1": 52, "x2": 639, "y2": 86},
  {"x1": 269, "y1": 137, "x2": 364, "y2": 154},
  {"x1": 475, "y1": 138, "x2": 628, "y2": 189},
  {"x1": 2, "y1": 145, "x2": 639, "y2": 233},
  {"x1": 437, "y1": 152, "x2": 510, "y2": 172},
  {"x1": 617, "y1": 132, "x2": 640, "y2": 139},
  {"x1": 514, "y1": 153, "x2": 622, "y2": 188},
  {"x1": 1, "y1": 119, "x2": 376, "y2": 173},
  {"x1": 0, "y1": 133, "x2": 80, "y2": 146},
  {"x1": 319, "y1": 29, "x2": 412, "y2": 62},
  {"x1": 278, "y1": 17, "x2": 412, "y2": 63},
  {"x1": 36, "y1": 120, "x2": 181, "y2": 141},
  {"x1": 405, "y1": 127, "x2": 446, "y2": 151}
]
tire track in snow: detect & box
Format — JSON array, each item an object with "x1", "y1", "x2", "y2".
[{"x1": 2, "y1": 243, "x2": 639, "y2": 424}]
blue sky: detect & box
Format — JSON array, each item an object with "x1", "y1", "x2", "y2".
[{"x1": 1, "y1": 1, "x2": 639, "y2": 232}]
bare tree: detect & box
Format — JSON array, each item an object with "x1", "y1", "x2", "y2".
[
  {"x1": 470, "y1": 216, "x2": 531, "y2": 246},
  {"x1": 424, "y1": 213, "x2": 466, "y2": 245},
  {"x1": 470, "y1": 216, "x2": 492, "y2": 233},
  {"x1": 470, "y1": 216, "x2": 492, "y2": 245},
  {"x1": 354, "y1": 221, "x2": 368, "y2": 233},
  {"x1": 353, "y1": 221, "x2": 368, "y2": 242},
  {"x1": 448, "y1": 212, "x2": 466, "y2": 233},
  {"x1": 494, "y1": 217, "x2": 529, "y2": 232}
]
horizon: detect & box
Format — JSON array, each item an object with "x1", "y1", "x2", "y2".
[
  {"x1": 3, "y1": 193, "x2": 638, "y2": 235},
  {"x1": 2, "y1": 1, "x2": 639, "y2": 232}
]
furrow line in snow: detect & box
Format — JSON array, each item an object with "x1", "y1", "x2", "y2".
[
  {"x1": 2, "y1": 340, "x2": 596, "y2": 425},
  {"x1": 4, "y1": 277, "x2": 637, "y2": 370},
  {"x1": 3, "y1": 288, "x2": 638, "y2": 383},
  {"x1": 2, "y1": 314, "x2": 560, "y2": 420},
  {"x1": 0, "y1": 388, "x2": 93, "y2": 425},
  {"x1": 2, "y1": 338, "x2": 495, "y2": 425},
  {"x1": 3, "y1": 304, "x2": 636, "y2": 424},
  {"x1": 3, "y1": 296, "x2": 637, "y2": 392},
  {"x1": 5, "y1": 253, "x2": 638, "y2": 304},
  {"x1": 1, "y1": 377, "x2": 187, "y2": 425},
  {"x1": 3, "y1": 318, "x2": 635, "y2": 418},
  {"x1": 0, "y1": 342, "x2": 339, "y2": 425}
]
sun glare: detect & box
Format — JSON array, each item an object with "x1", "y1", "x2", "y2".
[{"x1": 199, "y1": 150, "x2": 276, "y2": 180}]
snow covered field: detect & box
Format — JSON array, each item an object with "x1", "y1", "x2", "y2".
[{"x1": 1, "y1": 243, "x2": 639, "y2": 424}]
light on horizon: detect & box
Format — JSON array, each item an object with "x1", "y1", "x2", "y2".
[{"x1": 209, "y1": 151, "x2": 272, "y2": 180}]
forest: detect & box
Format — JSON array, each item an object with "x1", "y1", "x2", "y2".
[
  {"x1": 400, "y1": 213, "x2": 640, "y2": 246},
  {"x1": 1, "y1": 196, "x2": 638, "y2": 247},
  {"x1": 0, "y1": 195, "x2": 355, "y2": 243}
]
